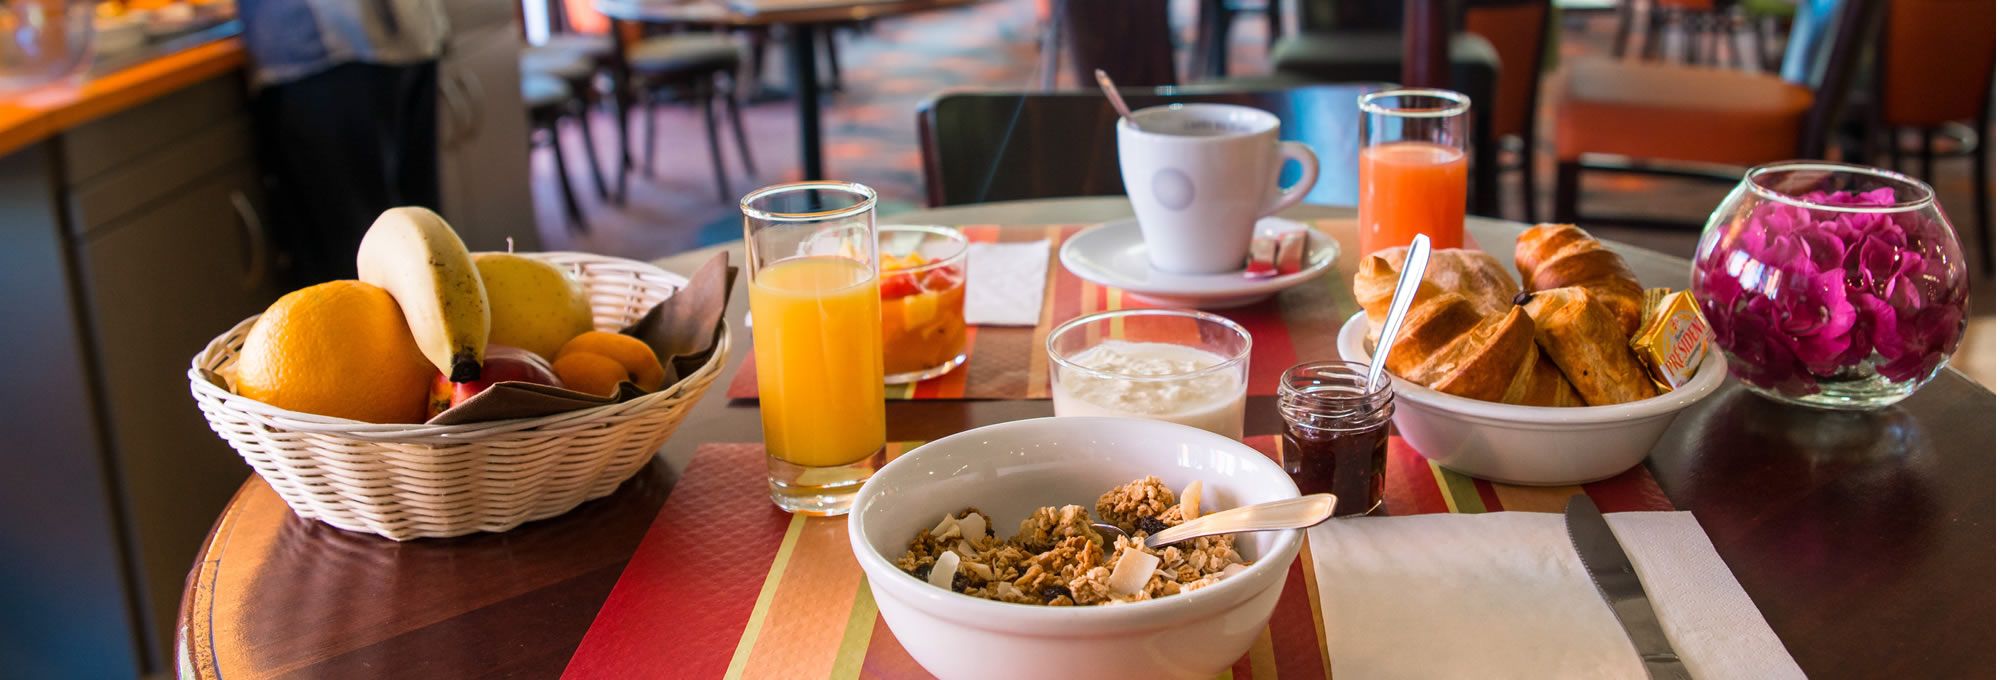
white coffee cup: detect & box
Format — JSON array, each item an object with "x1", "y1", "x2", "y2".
[{"x1": 1117, "y1": 103, "x2": 1320, "y2": 274}]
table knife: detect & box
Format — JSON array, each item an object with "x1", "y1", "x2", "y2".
[{"x1": 1564, "y1": 495, "x2": 1691, "y2": 680}]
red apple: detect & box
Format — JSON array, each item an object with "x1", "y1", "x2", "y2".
[{"x1": 427, "y1": 344, "x2": 563, "y2": 419}]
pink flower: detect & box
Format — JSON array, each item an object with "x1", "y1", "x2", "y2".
[{"x1": 1693, "y1": 187, "x2": 1967, "y2": 397}]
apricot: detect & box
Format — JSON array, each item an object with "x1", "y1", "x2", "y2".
[{"x1": 555, "y1": 331, "x2": 666, "y2": 394}]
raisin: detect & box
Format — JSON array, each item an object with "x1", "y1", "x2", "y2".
[
  {"x1": 951, "y1": 573, "x2": 968, "y2": 592},
  {"x1": 913, "y1": 564, "x2": 932, "y2": 581},
  {"x1": 1135, "y1": 516, "x2": 1169, "y2": 535},
  {"x1": 1039, "y1": 585, "x2": 1073, "y2": 603}
]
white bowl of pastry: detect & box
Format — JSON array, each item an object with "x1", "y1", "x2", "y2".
[
  {"x1": 1342, "y1": 224, "x2": 1724, "y2": 485},
  {"x1": 1337, "y1": 311, "x2": 1723, "y2": 485}
]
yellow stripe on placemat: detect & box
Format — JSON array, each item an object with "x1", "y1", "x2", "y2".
[
  {"x1": 735, "y1": 516, "x2": 867, "y2": 678},
  {"x1": 723, "y1": 513, "x2": 807, "y2": 680},
  {"x1": 1248, "y1": 626, "x2": 1279, "y2": 679},
  {"x1": 827, "y1": 579, "x2": 879, "y2": 680},
  {"x1": 1298, "y1": 539, "x2": 1333, "y2": 680},
  {"x1": 1491, "y1": 483, "x2": 1585, "y2": 512},
  {"x1": 1428, "y1": 462, "x2": 1489, "y2": 513}
]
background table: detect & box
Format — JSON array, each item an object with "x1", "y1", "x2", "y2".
[
  {"x1": 595, "y1": 0, "x2": 973, "y2": 182},
  {"x1": 178, "y1": 198, "x2": 1996, "y2": 679}
]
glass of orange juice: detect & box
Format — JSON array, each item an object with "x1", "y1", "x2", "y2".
[
  {"x1": 1356, "y1": 89, "x2": 1472, "y2": 258},
  {"x1": 742, "y1": 181, "x2": 886, "y2": 516}
]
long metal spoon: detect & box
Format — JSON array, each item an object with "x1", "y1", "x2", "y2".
[
  {"x1": 1366, "y1": 234, "x2": 1432, "y2": 390},
  {"x1": 1093, "y1": 493, "x2": 1337, "y2": 549},
  {"x1": 1094, "y1": 69, "x2": 1139, "y2": 130}
]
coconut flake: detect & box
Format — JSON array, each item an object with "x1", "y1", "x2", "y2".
[
  {"x1": 1107, "y1": 548, "x2": 1161, "y2": 596},
  {"x1": 957, "y1": 540, "x2": 977, "y2": 556},
  {"x1": 959, "y1": 511, "x2": 988, "y2": 539},
  {"x1": 1180, "y1": 480, "x2": 1203, "y2": 520},
  {"x1": 1219, "y1": 562, "x2": 1247, "y2": 579},
  {"x1": 929, "y1": 514, "x2": 959, "y2": 538},
  {"x1": 963, "y1": 561, "x2": 994, "y2": 581},
  {"x1": 928, "y1": 551, "x2": 961, "y2": 589}
]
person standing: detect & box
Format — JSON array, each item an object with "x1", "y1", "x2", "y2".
[{"x1": 239, "y1": 0, "x2": 450, "y2": 285}]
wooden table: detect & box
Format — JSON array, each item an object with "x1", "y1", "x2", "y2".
[
  {"x1": 178, "y1": 198, "x2": 1996, "y2": 678},
  {"x1": 595, "y1": 0, "x2": 974, "y2": 183}
]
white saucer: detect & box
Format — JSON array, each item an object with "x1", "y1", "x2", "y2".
[{"x1": 1058, "y1": 218, "x2": 1338, "y2": 308}]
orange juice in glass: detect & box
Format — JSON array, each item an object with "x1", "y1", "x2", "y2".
[
  {"x1": 1356, "y1": 89, "x2": 1472, "y2": 258},
  {"x1": 742, "y1": 181, "x2": 886, "y2": 516},
  {"x1": 878, "y1": 226, "x2": 969, "y2": 383}
]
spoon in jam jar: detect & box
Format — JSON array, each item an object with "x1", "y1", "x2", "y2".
[{"x1": 1092, "y1": 493, "x2": 1337, "y2": 549}]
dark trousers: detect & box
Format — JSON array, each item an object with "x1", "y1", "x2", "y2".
[{"x1": 255, "y1": 60, "x2": 440, "y2": 286}]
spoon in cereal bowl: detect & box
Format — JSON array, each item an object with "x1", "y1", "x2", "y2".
[{"x1": 1094, "y1": 493, "x2": 1337, "y2": 549}]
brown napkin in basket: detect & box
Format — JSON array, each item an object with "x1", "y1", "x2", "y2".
[{"x1": 425, "y1": 252, "x2": 735, "y2": 425}]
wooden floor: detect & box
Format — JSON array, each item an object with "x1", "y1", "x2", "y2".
[{"x1": 525, "y1": 0, "x2": 1997, "y2": 389}]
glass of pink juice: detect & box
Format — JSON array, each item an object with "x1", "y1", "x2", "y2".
[{"x1": 1355, "y1": 89, "x2": 1472, "y2": 258}]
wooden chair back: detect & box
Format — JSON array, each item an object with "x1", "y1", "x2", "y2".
[
  {"x1": 1877, "y1": 0, "x2": 1996, "y2": 125},
  {"x1": 1057, "y1": 0, "x2": 1177, "y2": 87},
  {"x1": 916, "y1": 83, "x2": 1389, "y2": 207}
]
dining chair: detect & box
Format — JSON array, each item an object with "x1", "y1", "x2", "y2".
[
  {"x1": 1550, "y1": 0, "x2": 1880, "y2": 226},
  {"x1": 625, "y1": 30, "x2": 756, "y2": 203},
  {"x1": 1189, "y1": 0, "x2": 1284, "y2": 79},
  {"x1": 915, "y1": 83, "x2": 1388, "y2": 207},
  {"x1": 1047, "y1": 0, "x2": 1178, "y2": 88},
  {"x1": 524, "y1": 73, "x2": 592, "y2": 232},
  {"x1": 1871, "y1": 0, "x2": 1995, "y2": 272},
  {"x1": 521, "y1": 47, "x2": 612, "y2": 203},
  {"x1": 1464, "y1": 0, "x2": 1553, "y2": 221},
  {"x1": 1266, "y1": 3, "x2": 1509, "y2": 217}
]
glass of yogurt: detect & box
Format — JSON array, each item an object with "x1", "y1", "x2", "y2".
[{"x1": 1046, "y1": 309, "x2": 1252, "y2": 439}]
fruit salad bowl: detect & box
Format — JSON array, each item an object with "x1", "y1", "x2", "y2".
[{"x1": 188, "y1": 252, "x2": 729, "y2": 541}]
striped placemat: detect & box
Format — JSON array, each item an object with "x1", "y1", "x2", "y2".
[
  {"x1": 728, "y1": 221, "x2": 1353, "y2": 401},
  {"x1": 560, "y1": 438, "x2": 1671, "y2": 679}
]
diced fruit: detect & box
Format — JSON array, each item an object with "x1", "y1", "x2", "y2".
[
  {"x1": 234, "y1": 281, "x2": 434, "y2": 424},
  {"x1": 880, "y1": 272, "x2": 921, "y2": 299},
  {"x1": 427, "y1": 344, "x2": 563, "y2": 419},
  {"x1": 900, "y1": 290, "x2": 939, "y2": 328},
  {"x1": 881, "y1": 253, "x2": 932, "y2": 272},
  {"x1": 920, "y1": 267, "x2": 961, "y2": 291}
]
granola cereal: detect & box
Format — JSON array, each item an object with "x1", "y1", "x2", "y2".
[{"x1": 897, "y1": 477, "x2": 1251, "y2": 606}]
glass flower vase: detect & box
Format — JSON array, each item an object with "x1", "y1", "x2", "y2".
[{"x1": 1691, "y1": 162, "x2": 1970, "y2": 410}]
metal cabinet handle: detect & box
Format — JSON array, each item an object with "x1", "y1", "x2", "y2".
[{"x1": 229, "y1": 190, "x2": 269, "y2": 291}]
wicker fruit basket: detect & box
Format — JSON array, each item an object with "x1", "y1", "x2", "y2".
[{"x1": 188, "y1": 252, "x2": 729, "y2": 541}]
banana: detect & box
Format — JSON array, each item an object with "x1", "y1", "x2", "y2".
[{"x1": 356, "y1": 207, "x2": 490, "y2": 382}]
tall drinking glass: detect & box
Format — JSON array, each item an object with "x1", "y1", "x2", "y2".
[
  {"x1": 1356, "y1": 89, "x2": 1471, "y2": 258},
  {"x1": 742, "y1": 181, "x2": 886, "y2": 516}
]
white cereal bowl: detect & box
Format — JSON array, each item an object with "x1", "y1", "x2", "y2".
[
  {"x1": 847, "y1": 416, "x2": 1303, "y2": 680},
  {"x1": 1335, "y1": 311, "x2": 1724, "y2": 485}
]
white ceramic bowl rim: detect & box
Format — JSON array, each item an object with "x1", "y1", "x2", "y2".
[
  {"x1": 847, "y1": 417, "x2": 1303, "y2": 633},
  {"x1": 1335, "y1": 312, "x2": 1726, "y2": 423}
]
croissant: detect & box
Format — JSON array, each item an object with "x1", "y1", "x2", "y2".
[
  {"x1": 1520, "y1": 287, "x2": 1658, "y2": 405},
  {"x1": 1387, "y1": 300, "x2": 1585, "y2": 407},
  {"x1": 1514, "y1": 224, "x2": 1646, "y2": 336},
  {"x1": 1354, "y1": 248, "x2": 1520, "y2": 340}
]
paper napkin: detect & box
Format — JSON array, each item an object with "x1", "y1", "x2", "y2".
[
  {"x1": 1308, "y1": 511, "x2": 1802, "y2": 680},
  {"x1": 964, "y1": 239, "x2": 1050, "y2": 326}
]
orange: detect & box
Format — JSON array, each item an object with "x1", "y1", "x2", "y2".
[
  {"x1": 554, "y1": 331, "x2": 665, "y2": 393},
  {"x1": 233, "y1": 281, "x2": 435, "y2": 423}
]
